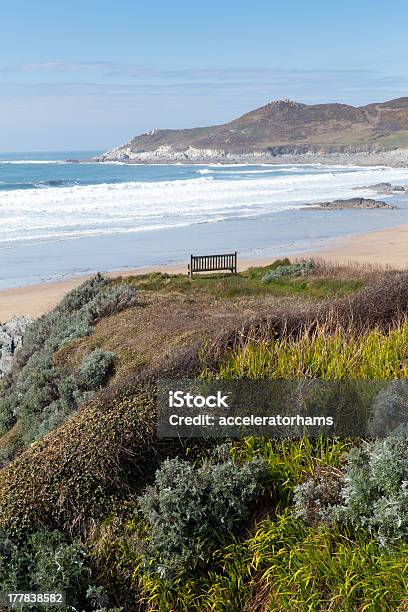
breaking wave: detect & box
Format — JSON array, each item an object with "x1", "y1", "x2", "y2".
[{"x1": 2, "y1": 165, "x2": 408, "y2": 246}]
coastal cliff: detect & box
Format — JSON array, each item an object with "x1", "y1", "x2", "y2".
[
  {"x1": 93, "y1": 97, "x2": 408, "y2": 165},
  {"x1": 0, "y1": 316, "x2": 31, "y2": 377}
]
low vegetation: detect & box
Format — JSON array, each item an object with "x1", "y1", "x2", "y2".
[
  {"x1": 339, "y1": 436, "x2": 408, "y2": 547},
  {"x1": 119, "y1": 258, "x2": 366, "y2": 299},
  {"x1": 0, "y1": 529, "x2": 92, "y2": 609},
  {"x1": 0, "y1": 275, "x2": 137, "y2": 460},
  {"x1": 138, "y1": 454, "x2": 267, "y2": 577},
  {"x1": 215, "y1": 322, "x2": 408, "y2": 379},
  {"x1": 261, "y1": 259, "x2": 315, "y2": 283},
  {"x1": 0, "y1": 261, "x2": 407, "y2": 610}
]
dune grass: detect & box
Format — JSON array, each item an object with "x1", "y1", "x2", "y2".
[
  {"x1": 137, "y1": 514, "x2": 408, "y2": 612},
  {"x1": 216, "y1": 321, "x2": 408, "y2": 380},
  {"x1": 113, "y1": 437, "x2": 407, "y2": 612},
  {"x1": 119, "y1": 258, "x2": 366, "y2": 300}
]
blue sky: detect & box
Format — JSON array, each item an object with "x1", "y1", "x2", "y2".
[{"x1": 1, "y1": 0, "x2": 408, "y2": 151}]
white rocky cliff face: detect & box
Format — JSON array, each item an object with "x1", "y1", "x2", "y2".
[
  {"x1": 94, "y1": 145, "x2": 408, "y2": 167},
  {"x1": 0, "y1": 316, "x2": 32, "y2": 377}
]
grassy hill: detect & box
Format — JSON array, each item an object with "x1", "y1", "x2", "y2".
[
  {"x1": 97, "y1": 97, "x2": 408, "y2": 160},
  {"x1": 0, "y1": 261, "x2": 407, "y2": 610}
]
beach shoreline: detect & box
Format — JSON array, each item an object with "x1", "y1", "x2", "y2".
[{"x1": 2, "y1": 223, "x2": 408, "y2": 321}]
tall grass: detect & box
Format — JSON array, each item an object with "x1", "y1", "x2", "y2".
[
  {"x1": 88, "y1": 435, "x2": 408, "y2": 610},
  {"x1": 216, "y1": 321, "x2": 408, "y2": 380},
  {"x1": 137, "y1": 513, "x2": 408, "y2": 611}
]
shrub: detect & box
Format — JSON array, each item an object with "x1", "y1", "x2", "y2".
[
  {"x1": 0, "y1": 528, "x2": 91, "y2": 609},
  {"x1": 248, "y1": 258, "x2": 291, "y2": 280},
  {"x1": 15, "y1": 274, "x2": 109, "y2": 368},
  {"x1": 261, "y1": 260, "x2": 314, "y2": 283},
  {"x1": 57, "y1": 272, "x2": 109, "y2": 314},
  {"x1": 332, "y1": 270, "x2": 408, "y2": 331},
  {"x1": 16, "y1": 276, "x2": 137, "y2": 368},
  {"x1": 339, "y1": 436, "x2": 408, "y2": 547},
  {"x1": 0, "y1": 384, "x2": 157, "y2": 537},
  {"x1": 138, "y1": 456, "x2": 266, "y2": 577},
  {"x1": 78, "y1": 348, "x2": 115, "y2": 390},
  {"x1": 0, "y1": 276, "x2": 137, "y2": 451},
  {"x1": 293, "y1": 466, "x2": 345, "y2": 525},
  {"x1": 84, "y1": 284, "x2": 140, "y2": 321},
  {"x1": 368, "y1": 380, "x2": 408, "y2": 436}
]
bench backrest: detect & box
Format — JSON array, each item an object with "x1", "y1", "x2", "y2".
[{"x1": 189, "y1": 252, "x2": 237, "y2": 276}]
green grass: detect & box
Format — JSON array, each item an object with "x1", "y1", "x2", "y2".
[
  {"x1": 374, "y1": 130, "x2": 408, "y2": 148},
  {"x1": 231, "y1": 436, "x2": 352, "y2": 506},
  {"x1": 138, "y1": 515, "x2": 408, "y2": 612},
  {"x1": 216, "y1": 321, "x2": 408, "y2": 380},
  {"x1": 91, "y1": 437, "x2": 354, "y2": 610},
  {"x1": 119, "y1": 259, "x2": 365, "y2": 300},
  {"x1": 118, "y1": 438, "x2": 407, "y2": 612}
]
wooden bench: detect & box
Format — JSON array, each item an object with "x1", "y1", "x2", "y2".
[{"x1": 188, "y1": 252, "x2": 237, "y2": 278}]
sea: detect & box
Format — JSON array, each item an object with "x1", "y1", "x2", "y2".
[{"x1": 3, "y1": 150, "x2": 408, "y2": 290}]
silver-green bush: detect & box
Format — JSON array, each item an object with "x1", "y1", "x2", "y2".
[
  {"x1": 338, "y1": 437, "x2": 408, "y2": 547},
  {"x1": 78, "y1": 348, "x2": 115, "y2": 390},
  {"x1": 0, "y1": 528, "x2": 91, "y2": 608},
  {"x1": 138, "y1": 456, "x2": 266, "y2": 577},
  {"x1": 368, "y1": 380, "x2": 408, "y2": 437},
  {"x1": 261, "y1": 260, "x2": 315, "y2": 284},
  {"x1": 293, "y1": 466, "x2": 344, "y2": 525},
  {"x1": 0, "y1": 276, "x2": 136, "y2": 450}
]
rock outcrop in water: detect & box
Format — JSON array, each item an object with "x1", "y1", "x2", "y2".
[
  {"x1": 367, "y1": 182, "x2": 408, "y2": 194},
  {"x1": 91, "y1": 97, "x2": 408, "y2": 166},
  {"x1": 310, "y1": 198, "x2": 395, "y2": 210},
  {"x1": 0, "y1": 316, "x2": 32, "y2": 377}
]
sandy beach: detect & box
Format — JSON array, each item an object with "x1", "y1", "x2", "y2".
[
  {"x1": 307, "y1": 224, "x2": 408, "y2": 268},
  {"x1": 1, "y1": 224, "x2": 408, "y2": 322}
]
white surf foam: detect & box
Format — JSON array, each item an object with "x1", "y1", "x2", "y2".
[{"x1": 2, "y1": 166, "x2": 408, "y2": 245}]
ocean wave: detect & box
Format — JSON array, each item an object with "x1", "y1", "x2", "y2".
[
  {"x1": 0, "y1": 179, "x2": 81, "y2": 191},
  {"x1": 34, "y1": 179, "x2": 80, "y2": 188}
]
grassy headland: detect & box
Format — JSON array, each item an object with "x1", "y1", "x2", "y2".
[{"x1": 0, "y1": 260, "x2": 407, "y2": 611}]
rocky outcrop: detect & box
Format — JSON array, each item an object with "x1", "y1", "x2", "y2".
[
  {"x1": 309, "y1": 198, "x2": 395, "y2": 210},
  {"x1": 0, "y1": 316, "x2": 32, "y2": 377},
  {"x1": 367, "y1": 182, "x2": 408, "y2": 194},
  {"x1": 90, "y1": 146, "x2": 408, "y2": 167},
  {"x1": 98, "y1": 144, "x2": 231, "y2": 163}
]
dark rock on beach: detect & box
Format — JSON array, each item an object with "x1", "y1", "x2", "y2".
[{"x1": 309, "y1": 197, "x2": 395, "y2": 210}]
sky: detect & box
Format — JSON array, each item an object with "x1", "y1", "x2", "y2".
[{"x1": 1, "y1": 0, "x2": 408, "y2": 151}]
